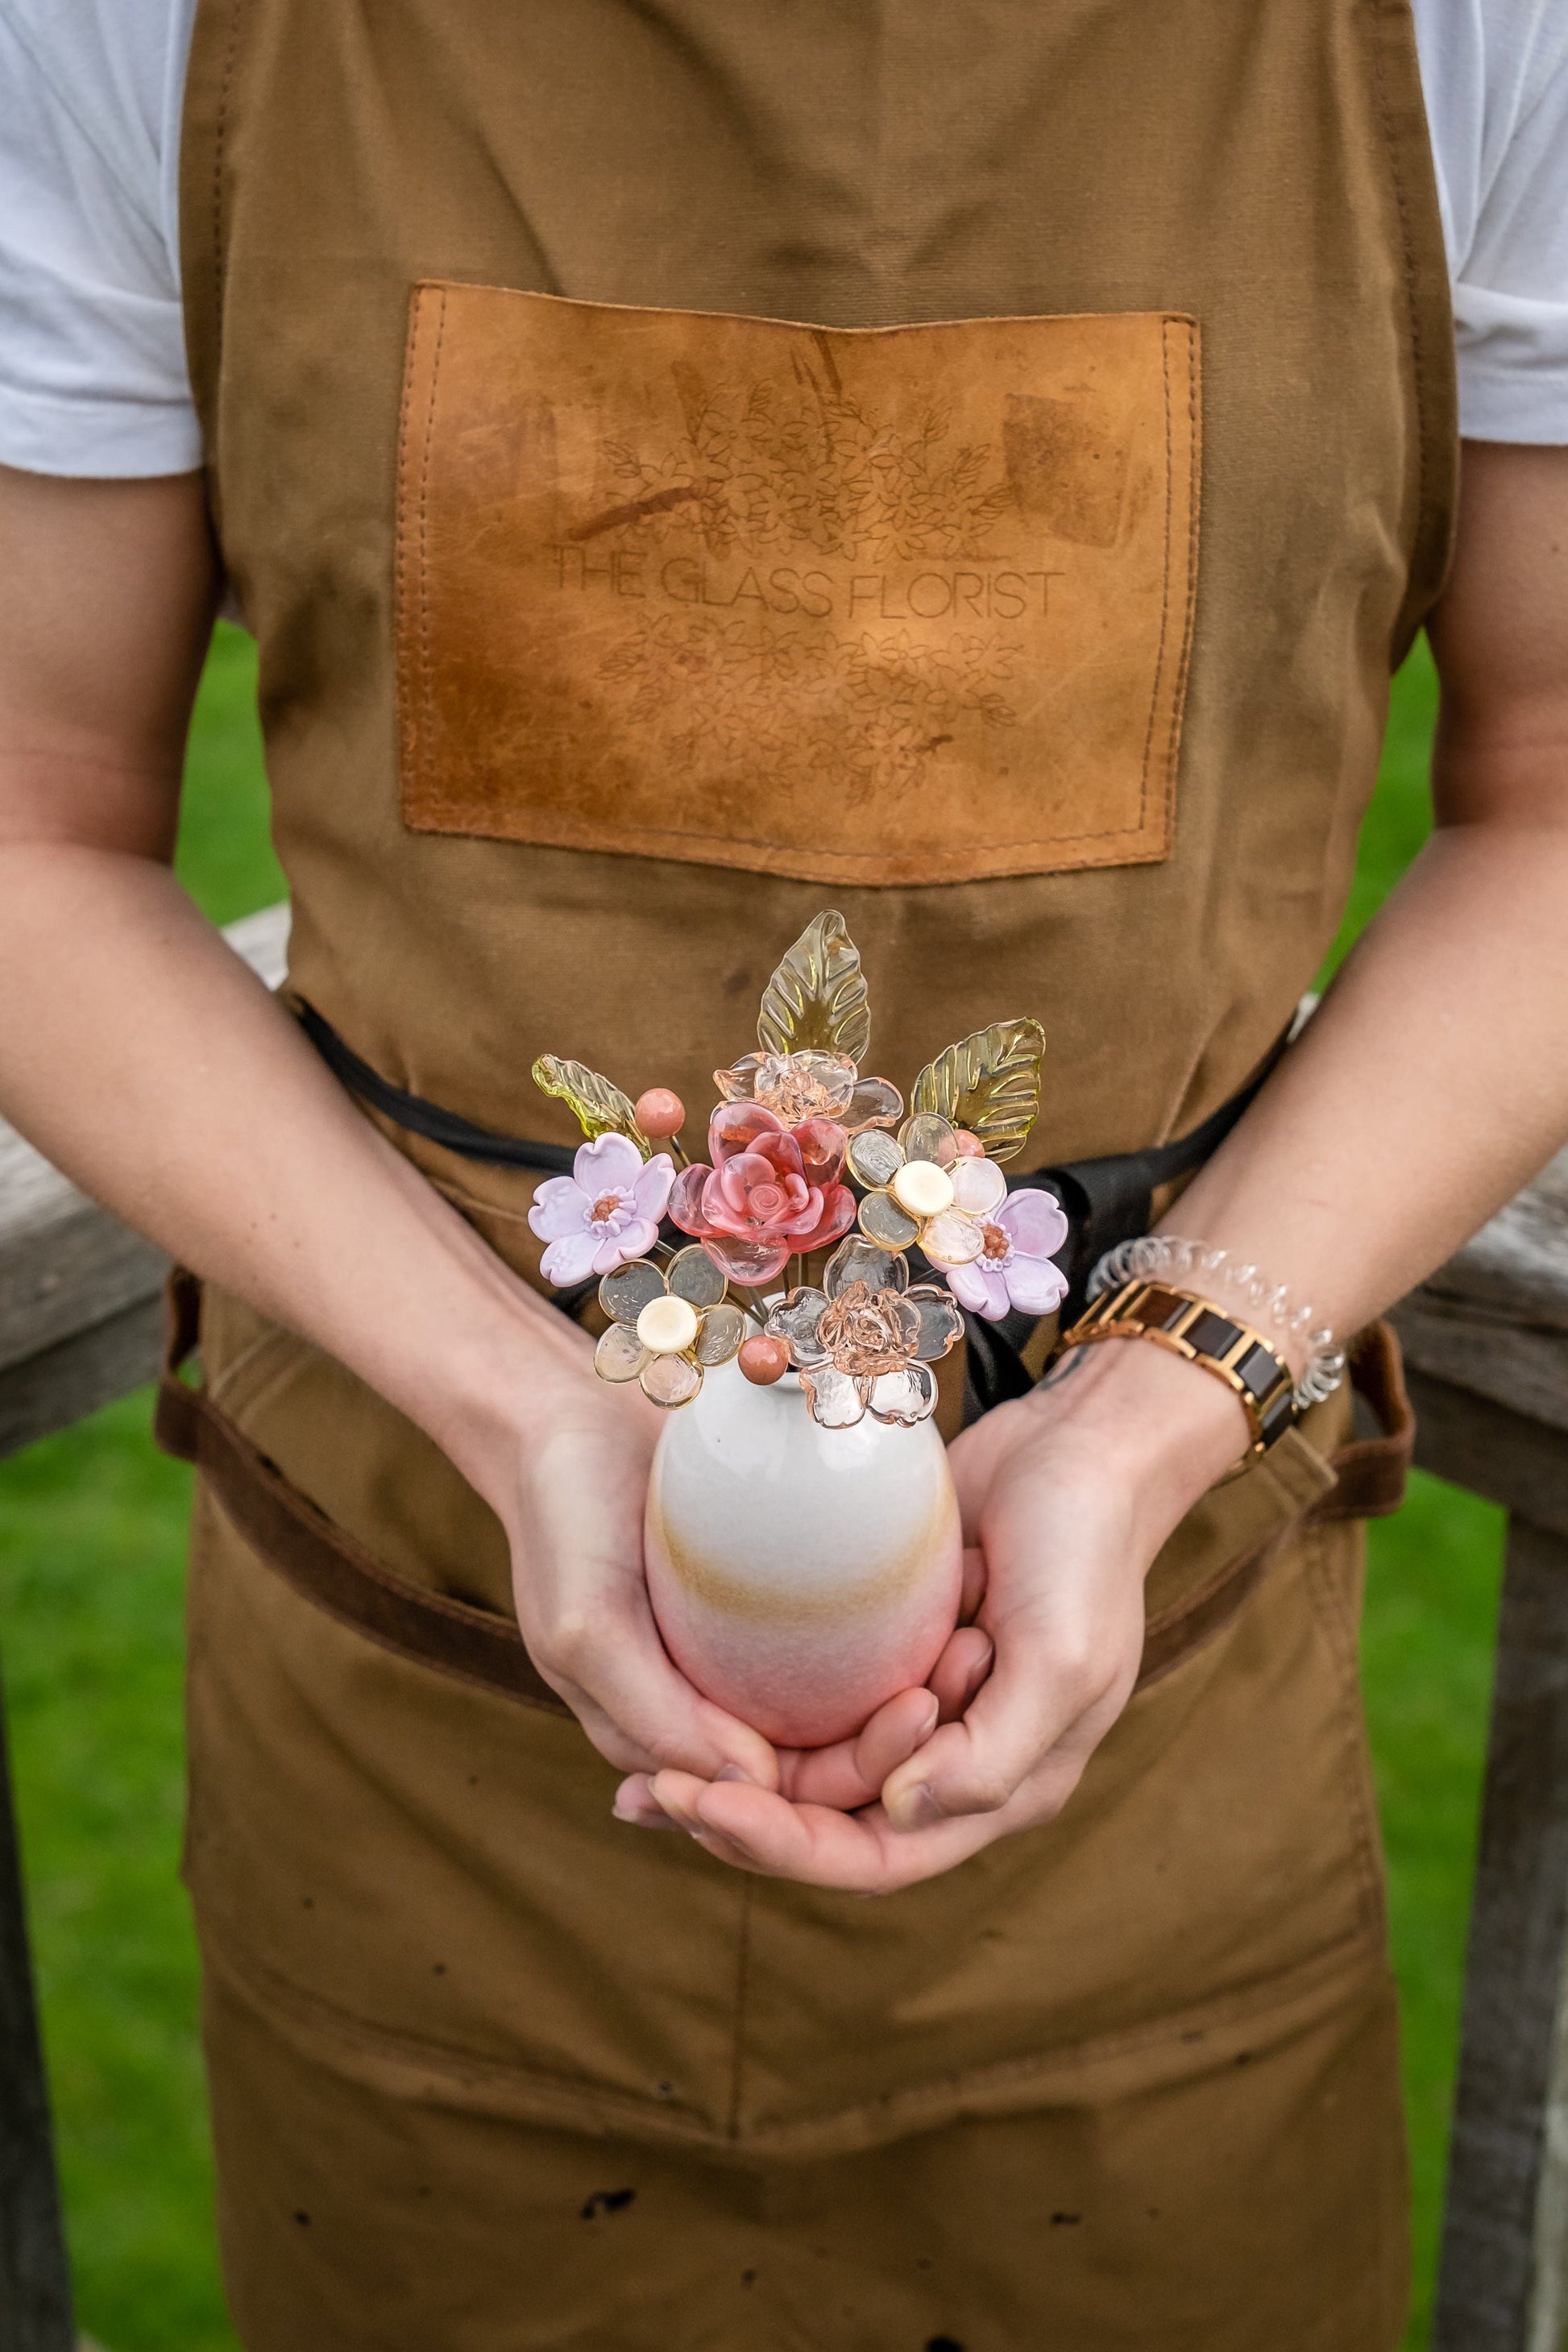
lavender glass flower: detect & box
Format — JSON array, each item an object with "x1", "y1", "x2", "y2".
[
  {"x1": 527, "y1": 1133, "x2": 675, "y2": 1285},
  {"x1": 941, "y1": 1188, "x2": 1071, "y2": 1322}
]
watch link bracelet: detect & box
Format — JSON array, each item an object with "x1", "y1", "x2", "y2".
[{"x1": 1057, "y1": 1279, "x2": 1298, "y2": 1466}]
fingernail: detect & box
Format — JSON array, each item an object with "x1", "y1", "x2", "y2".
[
  {"x1": 715, "y1": 1763, "x2": 752, "y2": 1784},
  {"x1": 891, "y1": 1782, "x2": 944, "y2": 1832},
  {"x1": 917, "y1": 1696, "x2": 940, "y2": 1740}
]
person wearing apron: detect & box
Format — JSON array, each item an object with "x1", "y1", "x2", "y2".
[{"x1": 3, "y1": 1, "x2": 1568, "y2": 2345}]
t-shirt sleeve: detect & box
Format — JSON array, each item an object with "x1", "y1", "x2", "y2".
[
  {"x1": 0, "y1": 0, "x2": 201, "y2": 476},
  {"x1": 1419, "y1": 0, "x2": 1568, "y2": 444}
]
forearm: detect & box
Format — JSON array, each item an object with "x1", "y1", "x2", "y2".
[
  {"x1": 0, "y1": 838, "x2": 576, "y2": 1512},
  {"x1": 1166, "y1": 820, "x2": 1568, "y2": 1355}
]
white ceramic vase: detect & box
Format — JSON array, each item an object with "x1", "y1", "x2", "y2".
[{"x1": 645, "y1": 1360, "x2": 963, "y2": 1748}]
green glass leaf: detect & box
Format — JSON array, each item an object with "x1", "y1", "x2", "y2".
[
  {"x1": 532, "y1": 1055, "x2": 652, "y2": 1155},
  {"x1": 909, "y1": 1018, "x2": 1045, "y2": 1165},
  {"x1": 756, "y1": 911, "x2": 872, "y2": 1065}
]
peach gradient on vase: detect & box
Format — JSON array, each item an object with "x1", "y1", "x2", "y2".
[{"x1": 645, "y1": 1361, "x2": 963, "y2": 1748}]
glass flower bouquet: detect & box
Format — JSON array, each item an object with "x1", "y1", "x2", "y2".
[{"x1": 527, "y1": 911, "x2": 1064, "y2": 1745}]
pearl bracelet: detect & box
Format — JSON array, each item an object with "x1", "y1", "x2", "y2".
[{"x1": 1087, "y1": 1236, "x2": 1346, "y2": 1409}]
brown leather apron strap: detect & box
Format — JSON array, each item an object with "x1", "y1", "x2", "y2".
[
  {"x1": 153, "y1": 1268, "x2": 570, "y2": 1716},
  {"x1": 1305, "y1": 1318, "x2": 1415, "y2": 1523},
  {"x1": 1135, "y1": 1318, "x2": 1414, "y2": 1687},
  {"x1": 153, "y1": 1271, "x2": 1413, "y2": 1715}
]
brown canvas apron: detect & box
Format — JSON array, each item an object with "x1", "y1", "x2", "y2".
[{"x1": 174, "y1": 1, "x2": 1455, "y2": 2342}]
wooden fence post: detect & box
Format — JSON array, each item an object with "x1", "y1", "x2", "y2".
[
  {"x1": 1432, "y1": 1516, "x2": 1568, "y2": 2350},
  {"x1": 0, "y1": 1674, "x2": 74, "y2": 2351}
]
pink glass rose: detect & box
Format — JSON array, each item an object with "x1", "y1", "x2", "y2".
[
  {"x1": 670, "y1": 1103, "x2": 857, "y2": 1284},
  {"x1": 526, "y1": 1133, "x2": 675, "y2": 1286},
  {"x1": 942, "y1": 1188, "x2": 1071, "y2": 1321}
]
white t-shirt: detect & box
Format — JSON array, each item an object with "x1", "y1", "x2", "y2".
[{"x1": 2, "y1": 0, "x2": 1566, "y2": 477}]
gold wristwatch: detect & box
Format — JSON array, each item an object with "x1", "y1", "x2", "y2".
[{"x1": 1058, "y1": 1279, "x2": 1298, "y2": 1466}]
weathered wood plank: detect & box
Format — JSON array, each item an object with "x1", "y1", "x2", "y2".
[
  {"x1": 0, "y1": 903, "x2": 288, "y2": 1380},
  {"x1": 0, "y1": 1300, "x2": 164, "y2": 1467},
  {"x1": 1395, "y1": 1297, "x2": 1568, "y2": 1439},
  {"x1": 1404, "y1": 1370, "x2": 1568, "y2": 1542},
  {"x1": 0, "y1": 1680, "x2": 74, "y2": 2352},
  {"x1": 1434, "y1": 1517, "x2": 1568, "y2": 2352}
]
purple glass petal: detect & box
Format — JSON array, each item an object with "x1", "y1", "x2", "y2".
[
  {"x1": 599, "y1": 1216, "x2": 661, "y2": 1271},
  {"x1": 1003, "y1": 1256, "x2": 1070, "y2": 1316},
  {"x1": 572, "y1": 1131, "x2": 644, "y2": 1195},
  {"x1": 527, "y1": 1176, "x2": 590, "y2": 1242},
  {"x1": 945, "y1": 1259, "x2": 1010, "y2": 1319},
  {"x1": 998, "y1": 1188, "x2": 1071, "y2": 1258},
  {"x1": 631, "y1": 1153, "x2": 676, "y2": 1218},
  {"x1": 538, "y1": 1228, "x2": 603, "y2": 1287}
]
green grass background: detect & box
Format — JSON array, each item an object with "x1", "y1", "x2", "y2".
[{"x1": 0, "y1": 628, "x2": 1503, "y2": 2350}]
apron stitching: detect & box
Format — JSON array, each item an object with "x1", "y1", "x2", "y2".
[
  {"x1": 403, "y1": 803, "x2": 1162, "y2": 858},
  {"x1": 1135, "y1": 317, "x2": 1178, "y2": 832},
  {"x1": 1369, "y1": 0, "x2": 1440, "y2": 618},
  {"x1": 1167, "y1": 320, "x2": 1202, "y2": 807},
  {"x1": 209, "y1": 0, "x2": 244, "y2": 338},
  {"x1": 726, "y1": 1880, "x2": 756, "y2": 2141},
  {"x1": 417, "y1": 289, "x2": 448, "y2": 786},
  {"x1": 1302, "y1": 1520, "x2": 1386, "y2": 1936}
]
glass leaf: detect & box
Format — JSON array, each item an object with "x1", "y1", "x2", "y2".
[
  {"x1": 694, "y1": 1302, "x2": 747, "y2": 1365},
  {"x1": 824, "y1": 1237, "x2": 908, "y2": 1298},
  {"x1": 667, "y1": 1244, "x2": 728, "y2": 1308},
  {"x1": 848, "y1": 1129, "x2": 904, "y2": 1188},
  {"x1": 756, "y1": 911, "x2": 872, "y2": 1065},
  {"x1": 599, "y1": 1259, "x2": 668, "y2": 1325},
  {"x1": 858, "y1": 1189, "x2": 922, "y2": 1251},
  {"x1": 595, "y1": 1324, "x2": 651, "y2": 1383},
  {"x1": 640, "y1": 1354, "x2": 703, "y2": 1408},
  {"x1": 907, "y1": 1018, "x2": 1046, "y2": 1165},
  {"x1": 532, "y1": 1054, "x2": 651, "y2": 1155}
]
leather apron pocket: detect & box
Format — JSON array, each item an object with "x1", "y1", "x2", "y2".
[{"x1": 394, "y1": 284, "x2": 1199, "y2": 886}]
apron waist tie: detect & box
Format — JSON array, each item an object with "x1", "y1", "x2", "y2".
[
  {"x1": 152, "y1": 1267, "x2": 1414, "y2": 1715},
  {"x1": 293, "y1": 1001, "x2": 1296, "y2": 1412}
]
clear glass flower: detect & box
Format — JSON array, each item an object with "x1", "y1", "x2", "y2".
[
  {"x1": 714, "y1": 1050, "x2": 903, "y2": 1137},
  {"x1": 762, "y1": 1235, "x2": 963, "y2": 1429},
  {"x1": 593, "y1": 1247, "x2": 747, "y2": 1408}
]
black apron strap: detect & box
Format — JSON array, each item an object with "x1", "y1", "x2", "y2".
[{"x1": 297, "y1": 1001, "x2": 1291, "y2": 1421}]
